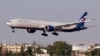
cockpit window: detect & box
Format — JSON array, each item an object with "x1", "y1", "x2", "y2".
[{"x1": 8, "y1": 21, "x2": 12, "y2": 22}]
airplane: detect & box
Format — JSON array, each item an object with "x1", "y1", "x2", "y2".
[{"x1": 6, "y1": 12, "x2": 90, "y2": 36}]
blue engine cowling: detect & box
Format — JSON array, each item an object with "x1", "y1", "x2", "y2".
[
  {"x1": 45, "y1": 25, "x2": 55, "y2": 32},
  {"x1": 27, "y1": 29, "x2": 36, "y2": 33}
]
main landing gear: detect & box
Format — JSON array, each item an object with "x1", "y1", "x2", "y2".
[
  {"x1": 41, "y1": 29, "x2": 59, "y2": 36},
  {"x1": 41, "y1": 29, "x2": 48, "y2": 36},
  {"x1": 52, "y1": 32, "x2": 59, "y2": 36},
  {"x1": 41, "y1": 33, "x2": 48, "y2": 36}
]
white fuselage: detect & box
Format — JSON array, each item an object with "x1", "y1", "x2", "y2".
[{"x1": 6, "y1": 19, "x2": 77, "y2": 30}]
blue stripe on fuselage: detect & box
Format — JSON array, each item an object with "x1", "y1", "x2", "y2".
[{"x1": 60, "y1": 27, "x2": 87, "y2": 32}]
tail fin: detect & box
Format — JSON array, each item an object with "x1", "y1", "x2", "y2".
[
  {"x1": 79, "y1": 12, "x2": 88, "y2": 21},
  {"x1": 78, "y1": 12, "x2": 88, "y2": 28}
]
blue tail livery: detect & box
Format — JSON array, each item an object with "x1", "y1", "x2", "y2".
[{"x1": 79, "y1": 12, "x2": 88, "y2": 21}]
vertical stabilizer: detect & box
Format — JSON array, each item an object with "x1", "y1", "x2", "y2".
[
  {"x1": 79, "y1": 12, "x2": 88, "y2": 21},
  {"x1": 78, "y1": 12, "x2": 88, "y2": 28}
]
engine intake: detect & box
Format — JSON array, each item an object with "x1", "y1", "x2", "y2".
[
  {"x1": 27, "y1": 29, "x2": 36, "y2": 33},
  {"x1": 45, "y1": 25, "x2": 55, "y2": 32}
]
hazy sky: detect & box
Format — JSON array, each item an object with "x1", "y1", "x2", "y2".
[{"x1": 0, "y1": 0, "x2": 100, "y2": 45}]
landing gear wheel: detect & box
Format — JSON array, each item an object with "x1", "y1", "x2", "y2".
[
  {"x1": 41, "y1": 33, "x2": 48, "y2": 36},
  {"x1": 52, "y1": 32, "x2": 59, "y2": 36},
  {"x1": 12, "y1": 28, "x2": 15, "y2": 33},
  {"x1": 12, "y1": 30, "x2": 15, "y2": 33},
  {"x1": 42, "y1": 28, "x2": 48, "y2": 36}
]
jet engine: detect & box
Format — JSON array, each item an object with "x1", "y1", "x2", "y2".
[
  {"x1": 26, "y1": 29, "x2": 36, "y2": 33},
  {"x1": 45, "y1": 25, "x2": 55, "y2": 32},
  {"x1": 45, "y1": 25, "x2": 62, "y2": 32}
]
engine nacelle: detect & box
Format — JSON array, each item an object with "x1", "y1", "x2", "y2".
[
  {"x1": 45, "y1": 25, "x2": 55, "y2": 32},
  {"x1": 27, "y1": 29, "x2": 36, "y2": 33}
]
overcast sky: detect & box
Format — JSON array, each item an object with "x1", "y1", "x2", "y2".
[{"x1": 0, "y1": 0, "x2": 100, "y2": 46}]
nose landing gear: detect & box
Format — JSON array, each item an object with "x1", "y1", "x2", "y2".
[{"x1": 11, "y1": 28, "x2": 15, "y2": 33}]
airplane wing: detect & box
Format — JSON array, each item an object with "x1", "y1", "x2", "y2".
[
  {"x1": 39, "y1": 19, "x2": 91, "y2": 31},
  {"x1": 55, "y1": 20, "x2": 91, "y2": 28}
]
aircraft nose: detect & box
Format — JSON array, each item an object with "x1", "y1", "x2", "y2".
[{"x1": 6, "y1": 22, "x2": 11, "y2": 26}]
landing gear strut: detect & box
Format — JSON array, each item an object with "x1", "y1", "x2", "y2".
[
  {"x1": 41, "y1": 29, "x2": 48, "y2": 36},
  {"x1": 12, "y1": 28, "x2": 15, "y2": 33}
]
